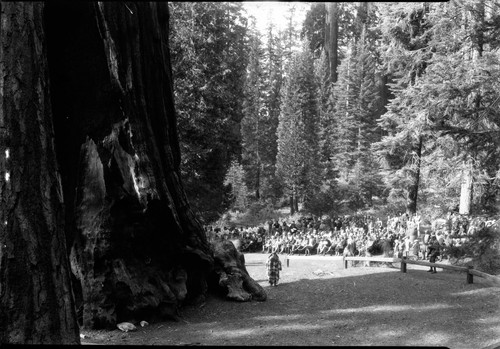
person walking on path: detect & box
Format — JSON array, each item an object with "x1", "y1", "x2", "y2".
[{"x1": 266, "y1": 252, "x2": 282, "y2": 287}]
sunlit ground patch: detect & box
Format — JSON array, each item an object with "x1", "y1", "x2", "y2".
[
  {"x1": 320, "y1": 303, "x2": 453, "y2": 315},
  {"x1": 206, "y1": 322, "x2": 326, "y2": 339}
]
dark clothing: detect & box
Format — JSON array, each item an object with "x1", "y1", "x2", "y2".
[
  {"x1": 382, "y1": 239, "x2": 392, "y2": 257},
  {"x1": 347, "y1": 241, "x2": 356, "y2": 255},
  {"x1": 428, "y1": 241, "x2": 441, "y2": 263},
  {"x1": 266, "y1": 255, "x2": 282, "y2": 286}
]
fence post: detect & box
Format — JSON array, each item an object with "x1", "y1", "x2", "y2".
[
  {"x1": 401, "y1": 256, "x2": 407, "y2": 273},
  {"x1": 286, "y1": 257, "x2": 289, "y2": 268},
  {"x1": 344, "y1": 257, "x2": 348, "y2": 269},
  {"x1": 467, "y1": 265, "x2": 473, "y2": 284}
]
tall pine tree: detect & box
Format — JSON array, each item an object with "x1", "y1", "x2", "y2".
[
  {"x1": 241, "y1": 19, "x2": 266, "y2": 200},
  {"x1": 276, "y1": 43, "x2": 320, "y2": 214}
]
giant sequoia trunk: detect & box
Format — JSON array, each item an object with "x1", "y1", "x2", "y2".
[
  {"x1": 2, "y1": 1, "x2": 265, "y2": 339},
  {"x1": 0, "y1": 3, "x2": 80, "y2": 344},
  {"x1": 325, "y1": 2, "x2": 338, "y2": 84},
  {"x1": 44, "y1": 2, "x2": 215, "y2": 328}
]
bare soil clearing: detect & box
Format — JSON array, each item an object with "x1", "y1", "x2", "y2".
[{"x1": 81, "y1": 253, "x2": 500, "y2": 347}]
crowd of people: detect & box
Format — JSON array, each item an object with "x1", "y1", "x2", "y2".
[{"x1": 205, "y1": 211, "x2": 482, "y2": 264}]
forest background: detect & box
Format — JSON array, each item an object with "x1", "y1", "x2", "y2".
[
  {"x1": 169, "y1": 1, "x2": 500, "y2": 227},
  {"x1": 1, "y1": 1, "x2": 499, "y2": 345}
]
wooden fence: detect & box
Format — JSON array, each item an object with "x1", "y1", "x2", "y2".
[
  {"x1": 285, "y1": 254, "x2": 343, "y2": 267},
  {"x1": 343, "y1": 256, "x2": 500, "y2": 287}
]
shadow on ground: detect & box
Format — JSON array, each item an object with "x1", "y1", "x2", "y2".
[{"x1": 81, "y1": 254, "x2": 500, "y2": 348}]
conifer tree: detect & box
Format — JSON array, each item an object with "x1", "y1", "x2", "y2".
[
  {"x1": 276, "y1": 56, "x2": 307, "y2": 214},
  {"x1": 373, "y1": 3, "x2": 434, "y2": 214},
  {"x1": 260, "y1": 21, "x2": 285, "y2": 203},
  {"x1": 375, "y1": 1, "x2": 500, "y2": 215},
  {"x1": 316, "y1": 51, "x2": 335, "y2": 172},
  {"x1": 330, "y1": 44, "x2": 359, "y2": 182},
  {"x1": 412, "y1": 1, "x2": 500, "y2": 214},
  {"x1": 241, "y1": 19, "x2": 266, "y2": 200},
  {"x1": 298, "y1": 42, "x2": 322, "y2": 206},
  {"x1": 224, "y1": 160, "x2": 250, "y2": 211},
  {"x1": 276, "y1": 41, "x2": 320, "y2": 214},
  {"x1": 241, "y1": 19, "x2": 285, "y2": 204},
  {"x1": 169, "y1": 2, "x2": 249, "y2": 221}
]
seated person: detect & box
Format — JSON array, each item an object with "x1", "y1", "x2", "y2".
[
  {"x1": 325, "y1": 239, "x2": 337, "y2": 256},
  {"x1": 304, "y1": 235, "x2": 317, "y2": 255},
  {"x1": 317, "y1": 236, "x2": 331, "y2": 255},
  {"x1": 343, "y1": 237, "x2": 356, "y2": 257},
  {"x1": 335, "y1": 241, "x2": 343, "y2": 256},
  {"x1": 272, "y1": 236, "x2": 283, "y2": 254},
  {"x1": 295, "y1": 237, "x2": 309, "y2": 255},
  {"x1": 264, "y1": 237, "x2": 275, "y2": 254},
  {"x1": 279, "y1": 235, "x2": 292, "y2": 254},
  {"x1": 289, "y1": 236, "x2": 302, "y2": 255}
]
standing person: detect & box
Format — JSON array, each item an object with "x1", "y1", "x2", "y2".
[
  {"x1": 273, "y1": 220, "x2": 281, "y2": 234},
  {"x1": 345, "y1": 237, "x2": 356, "y2": 257},
  {"x1": 382, "y1": 234, "x2": 393, "y2": 257},
  {"x1": 427, "y1": 236, "x2": 441, "y2": 273},
  {"x1": 364, "y1": 234, "x2": 375, "y2": 266},
  {"x1": 267, "y1": 220, "x2": 274, "y2": 236},
  {"x1": 266, "y1": 252, "x2": 282, "y2": 287}
]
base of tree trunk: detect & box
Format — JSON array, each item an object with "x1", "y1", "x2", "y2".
[{"x1": 210, "y1": 241, "x2": 267, "y2": 302}]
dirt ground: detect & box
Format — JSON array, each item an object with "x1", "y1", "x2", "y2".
[{"x1": 81, "y1": 253, "x2": 500, "y2": 348}]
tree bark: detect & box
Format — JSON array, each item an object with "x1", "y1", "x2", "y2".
[
  {"x1": 459, "y1": 160, "x2": 473, "y2": 215},
  {"x1": 294, "y1": 187, "x2": 299, "y2": 213},
  {"x1": 255, "y1": 161, "x2": 261, "y2": 200},
  {"x1": 0, "y1": 2, "x2": 80, "y2": 344},
  {"x1": 45, "y1": 1, "x2": 264, "y2": 329},
  {"x1": 210, "y1": 240, "x2": 266, "y2": 302},
  {"x1": 325, "y1": 2, "x2": 339, "y2": 84},
  {"x1": 406, "y1": 135, "x2": 423, "y2": 215},
  {"x1": 43, "y1": 1, "x2": 217, "y2": 328},
  {"x1": 457, "y1": 1, "x2": 483, "y2": 215},
  {"x1": 2, "y1": 1, "x2": 265, "y2": 336},
  {"x1": 45, "y1": 2, "x2": 215, "y2": 328}
]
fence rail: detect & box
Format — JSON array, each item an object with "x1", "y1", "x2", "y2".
[
  {"x1": 343, "y1": 256, "x2": 500, "y2": 286},
  {"x1": 469, "y1": 269, "x2": 500, "y2": 286},
  {"x1": 343, "y1": 256, "x2": 399, "y2": 264}
]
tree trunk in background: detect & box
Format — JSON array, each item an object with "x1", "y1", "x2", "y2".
[
  {"x1": 325, "y1": 2, "x2": 338, "y2": 84},
  {"x1": 457, "y1": 1, "x2": 484, "y2": 216},
  {"x1": 0, "y1": 2, "x2": 80, "y2": 344},
  {"x1": 294, "y1": 187, "x2": 299, "y2": 213},
  {"x1": 255, "y1": 162, "x2": 261, "y2": 200},
  {"x1": 406, "y1": 135, "x2": 423, "y2": 215},
  {"x1": 290, "y1": 193, "x2": 295, "y2": 215},
  {"x1": 44, "y1": 2, "x2": 214, "y2": 329},
  {"x1": 459, "y1": 160, "x2": 473, "y2": 215}
]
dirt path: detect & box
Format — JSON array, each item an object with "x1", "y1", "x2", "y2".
[{"x1": 82, "y1": 253, "x2": 500, "y2": 347}]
